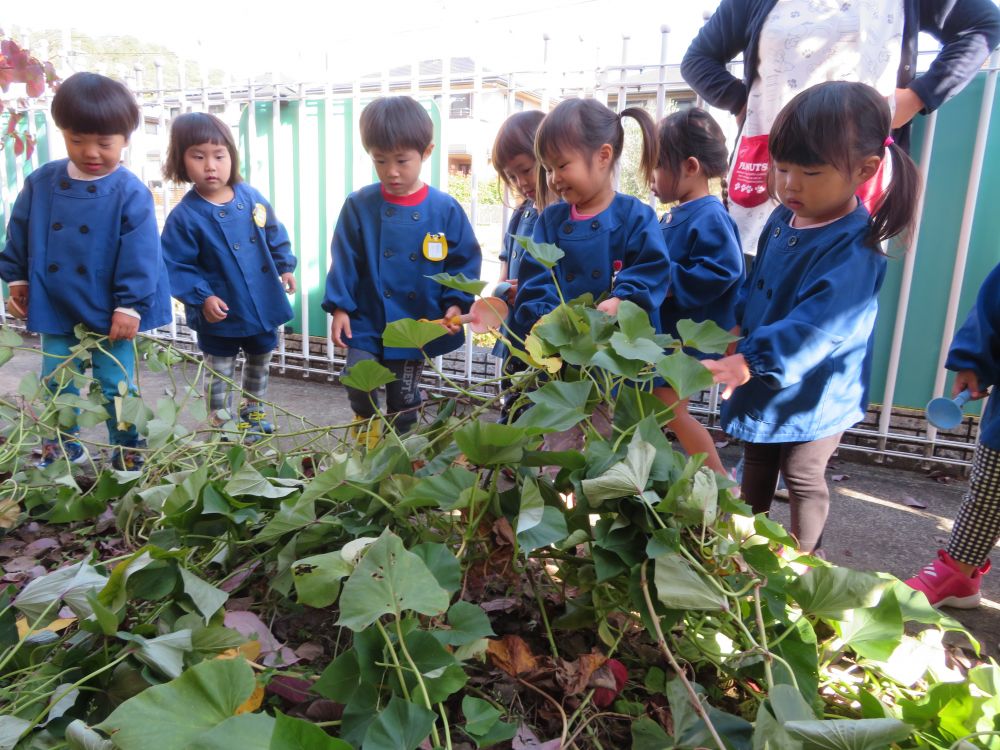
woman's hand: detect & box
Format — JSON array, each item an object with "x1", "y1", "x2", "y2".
[{"x1": 281, "y1": 272, "x2": 297, "y2": 294}]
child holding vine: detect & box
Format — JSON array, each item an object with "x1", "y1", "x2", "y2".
[{"x1": 704, "y1": 81, "x2": 920, "y2": 555}]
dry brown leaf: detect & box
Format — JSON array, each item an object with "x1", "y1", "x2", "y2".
[
  {"x1": 555, "y1": 650, "x2": 606, "y2": 696},
  {"x1": 487, "y1": 635, "x2": 538, "y2": 676},
  {"x1": 0, "y1": 498, "x2": 21, "y2": 529}
]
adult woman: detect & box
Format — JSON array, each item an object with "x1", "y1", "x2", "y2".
[{"x1": 681, "y1": 0, "x2": 1000, "y2": 250}]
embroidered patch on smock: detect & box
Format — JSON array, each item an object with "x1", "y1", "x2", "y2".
[
  {"x1": 422, "y1": 233, "x2": 448, "y2": 261},
  {"x1": 253, "y1": 203, "x2": 267, "y2": 228}
]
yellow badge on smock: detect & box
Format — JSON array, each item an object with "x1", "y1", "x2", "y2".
[
  {"x1": 253, "y1": 203, "x2": 267, "y2": 228},
  {"x1": 422, "y1": 233, "x2": 448, "y2": 261}
]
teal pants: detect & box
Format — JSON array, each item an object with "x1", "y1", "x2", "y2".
[{"x1": 40, "y1": 333, "x2": 139, "y2": 446}]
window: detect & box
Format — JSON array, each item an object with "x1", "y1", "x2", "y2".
[{"x1": 450, "y1": 93, "x2": 472, "y2": 119}]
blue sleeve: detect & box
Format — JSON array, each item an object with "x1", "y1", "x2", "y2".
[
  {"x1": 738, "y1": 242, "x2": 885, "y2": 390},
  {"x1": 161, "y1": 207, "x2": 216, "y2": 306},
  {"x1": 0, "y1": 178, "x2": 31, "y2": 283},
  {"x1": 680, "y1": 0, "x2": 753, "y2": 115},
  {"x1": 322, "y1": 197, "x2": 362, "y2": 315},
  {"x1": 669, "y1": 212, "x2": 744, "y2": 311},
  {"x1": 440, "y1": 203, "x2": 482, "y2": 312},
  {"x1": 946, "y1": 263, "x2": 1000, "y2": 389},
  {"x1": 112, "y1": 186, "x2": 164, "y2": 311},
  {"x1": 262, "y1": 197, "x2": 297, "y2": 274},
  {"x1": 612, "y1": 208, "x2": 671, "y2": 312},
  {"x1": 512, "y1": 210, "x2": 561, "y2": 335},
  {"x1": 912, "y1": 0, "x2": 1000, "y2": 113}
]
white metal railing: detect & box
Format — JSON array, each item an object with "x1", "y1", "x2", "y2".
[{"x1": 1, "y1": 27, "x2": 997, "y2": 467}]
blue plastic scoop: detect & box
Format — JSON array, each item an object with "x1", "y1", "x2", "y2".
[{"x1": 926, "y1": 388, "x2": 972, "y2": 430}]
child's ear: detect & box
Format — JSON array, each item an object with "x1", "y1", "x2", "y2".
[
  {"x1": 596, "y1": 143, "x2": 614, "y2": 167},
  {"x1": 857, "y1": 155, "x2": 881, "y2": 183},
  {"x1": 422, "y1": 144, "x2": 435, "y2": 162},
  {"x1": 684, "y1": 156, "x2": 701, "y2": 176}
]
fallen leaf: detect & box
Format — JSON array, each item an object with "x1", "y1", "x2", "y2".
[
  {"x1": 294, "y1": 641, "x2": 324, "y2": 661},
  {"x1": 487, "y1": 635, "x2": 538, "y2": 676},
  {"x1": 0, "y1": 498, "x2": 20, "y2": 529},
  {"x1": 6, "y1": 556, "x2": 40, "y2": 573},
  {"x1": 902, "y1": 496, "x2": 927, "y2": 509},
  {"x1": 235, "y1": 681, "x2": 265, "y2": 714},
  {"x1": 0, "y1": 539, "x2": 25, "y2": 558},
  {"x1": 512, "y1": 725, "x2": 561, "y2": 749},
  {"x1": 23, "y1": 538, "x2": 59, "y2": 557},
  {"x1": 304, "y1": 700, "x2": 343, "y2": 722},
  {"x1": 831, "y1": 474, "x2": 849, "y2": 482},
  {"x1": 555, "y1": 650, "x2": 606, "y2": 696},
  {"x1": 591, "y1": 659, "x2": 627, "y2": 708},
  {"x1": 480, "y1": 597, "x2": 520, "y2": 613},
  {"x1": 267, "y1": 675, "x2": 314, "y2": 704},
  {"x1": 220, "y1": 561, "x2": 260, "y2": 593},
  {"x1": 17, "y1": 616, "x2": 76, "y2": 639}
]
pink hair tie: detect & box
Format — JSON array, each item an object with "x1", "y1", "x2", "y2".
[{"x1": 883, "y1": 136, "x2": 894, "y2": 147}]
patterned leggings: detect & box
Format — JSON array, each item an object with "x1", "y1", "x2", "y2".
[
  {"x1": 204, "y1": 352, "x2": 272, "y2": 413},
  {"x1": 948, "y1": 444, "x2": 1000, "y2": 567}
]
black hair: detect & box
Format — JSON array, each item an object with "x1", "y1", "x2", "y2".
[
  {"x1": 51, "y1": 72, "x2": 140, "y2": 137},
  {"x1": 534, "y1": 98, "x2": 657, "y2": 206},
  {"x1": 657, "y1": 107, "x2": 730, "y2": 206},
  {"x1": 359, "y1": 96, "x2": 434, "y2": 154},
  {"x1": 769, "y1": 81, "x2": 920, "y2": 247},
  {"x1": 162, "y1": 112, "x2": 242, "y2": 185},
  {"x1": 492, "y1": 110, "x2": 545, "y2": 198}
]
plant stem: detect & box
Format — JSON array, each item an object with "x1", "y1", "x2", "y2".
[
  {"x1": 639, "y1": 561, "x2": 726, "y2": 750},
  {"x1": 391, "y1": 617, "x2": 444, "y2": 748}
]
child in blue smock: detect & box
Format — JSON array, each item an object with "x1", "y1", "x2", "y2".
[
  {"x1": 490, "y1": 110, "x2": 544, "y2": 421},
  {"x1": 704, "y1": 82, "x2": 920, "y2": 555},
  {"x1": 0, "y1": 72, "x2": 171, "y2": 471},
  {"x1": 906, "y1": 261, "x2": 1000, "y2": 608},
  {"x1": 512, "y1": 98, "x2": 669, "y2": 340},
  {"x1": 161, "y1": 113, "x2": 297, "y2": 442},
  {"x1": 651, "y1": 107, "x2": 743, "y2": 477},
  {"x1": 322, "y1": 96, "x2": 482, "y2": 438}
]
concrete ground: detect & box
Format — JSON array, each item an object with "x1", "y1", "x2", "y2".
[{"x1": 1, "y1": 339, "x2": 997, "y2": 658}]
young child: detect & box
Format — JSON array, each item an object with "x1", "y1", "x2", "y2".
[
  {"x1": 161, "y1": 113, "x2": 297, "y2": 442},
  {"x1": 512, "y1": 98, "x2": 670, "y2": 340},
  {"x1": 703, "y1": 81, "x2": 920, "y2": 555},
  {"x1": 0, "y1": 72, "x2": 171, "y2": 470},
  {"x1": 322, "y1": 96, "x2": 482, "y2": 437},
  {"x1": 651, "y1": 108, "x2": 744, "y2": 476},
  {"x1": 906, "y1": 261, "x2": 1000, "y2": 608},
  {"x1": 491, "y1": 110, "x2": 544, "y2": 420}
]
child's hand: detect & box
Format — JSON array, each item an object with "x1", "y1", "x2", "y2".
[
  {"x1": 954, "y1": 370, "x2": 987, "y2": 399},
  {"x1": 596, "y1": 297, "x2": 622, "y2": 316},
  {"x1": 280, "y1": 272, "x2": 297, "y2": 294},
  {"x1": 504, "y1": 279, "x2": 518, "y2": 305},
  {"x1": 702, "y1": 354, "x2": 751, "y2": 400},
  {"x1": 109, "y1": 311, "x2": 140, "y2": 341},
  {"x1": 203, "y1": 296, "x2": 229, "y2": 323},
  {"x1": 331, "y1": 309, "x2": 352, "y2": 348},
  {"x1": 442, "y1": 305, "x2": 463, "y2": 334},
  {"x1": 6, "y1": 285, "x2": 28, "y2": 319}
]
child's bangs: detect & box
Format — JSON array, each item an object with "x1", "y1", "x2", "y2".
[
  {"x1": 179, "y1": 117, "x2": 234, "y2": 150},
  {"x1": 770, "y1": 90, "x2": 854, "y2": 172},
  {"x1": 535, "y1": 118, "x2": 584, "y2": 167}
]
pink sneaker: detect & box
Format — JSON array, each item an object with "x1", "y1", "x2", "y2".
[{"x1": 905, "y1": 550, "x2": 990, "y2": 609}]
